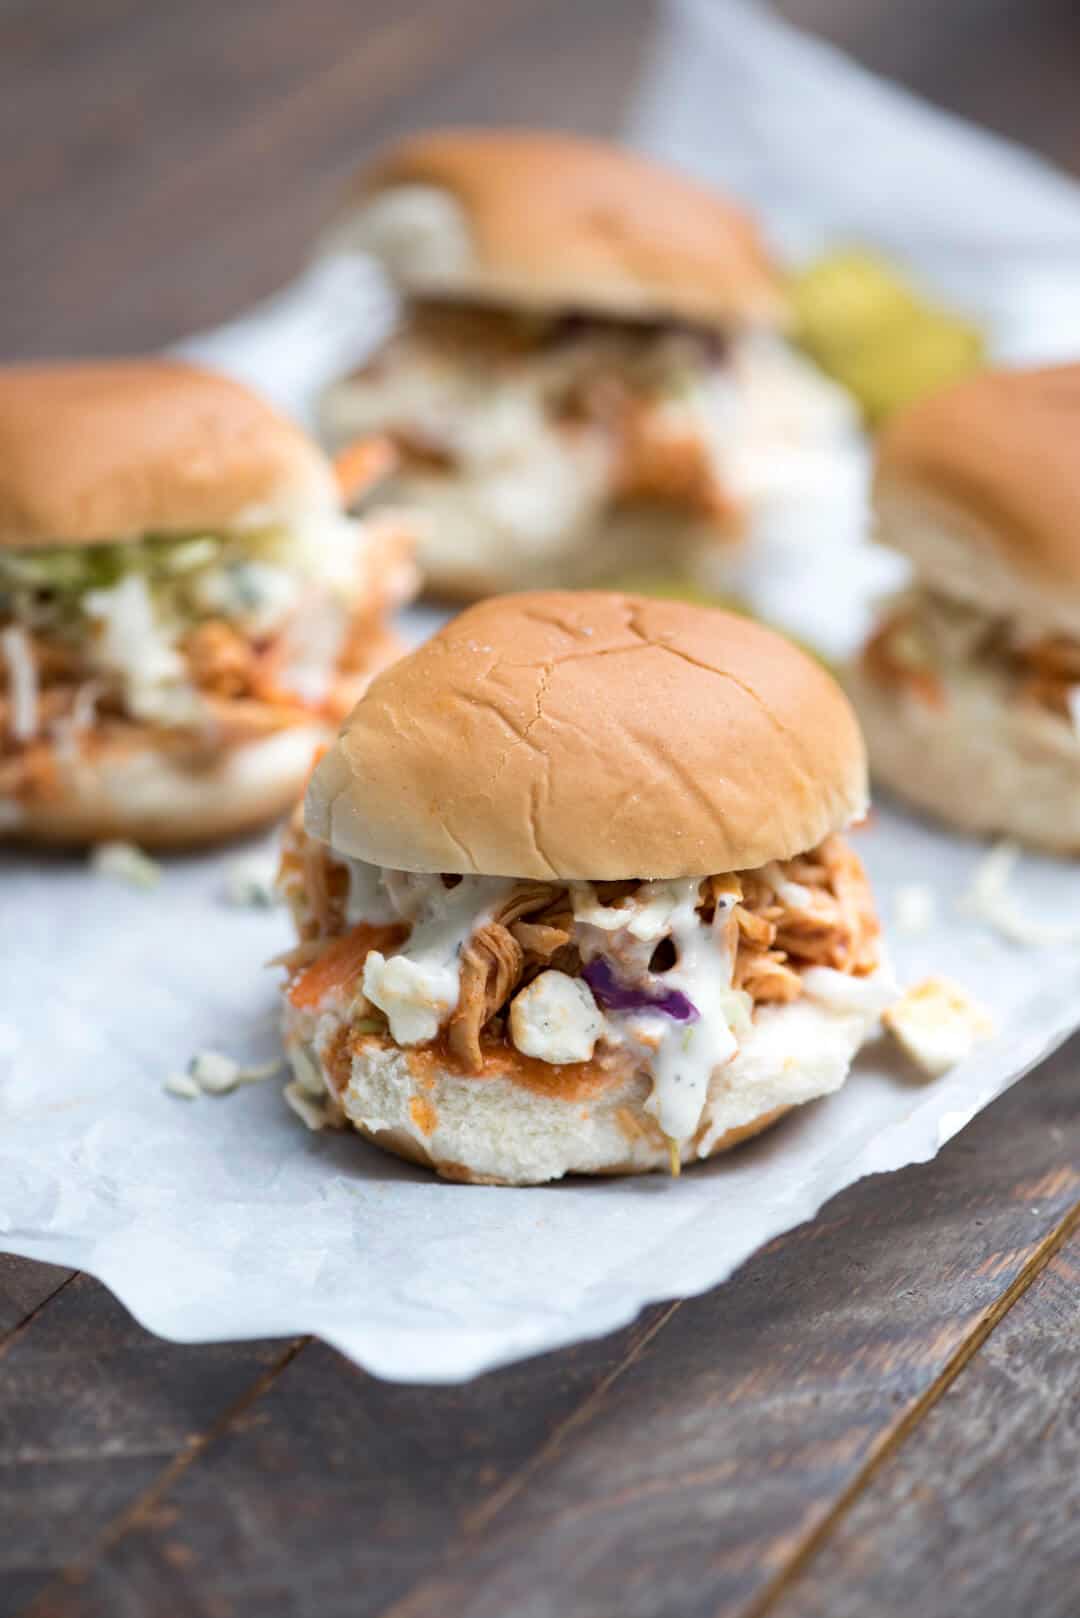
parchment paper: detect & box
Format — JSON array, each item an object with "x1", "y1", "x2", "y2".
[{"x1": 4, "y1": 0, "x2": 1080, "y2": 1382}]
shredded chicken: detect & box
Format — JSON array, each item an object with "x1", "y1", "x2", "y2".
[
  {"x1": 866, "y1": 598, "x2": 1080, "y2": 722},
  {"x1": 0, "y1": 631, "x2": 116, "y2": 791},
  {"x1": 511, "y1": 919, "x2": 573, "y2": 960},
  {"x1": 862, "y1": 611, "x2": 945, "y2": 709},
  {"x1": 0, "y1": 522, "x2": 410, "y2": 802},
  {"x1": 284, "y1": 830, "x2": 881, "y2": 1072},
  {"x1": 613, "y1": 397, "x2": 741, "y2": 525},
  {"x1": 344, "y1": 301, "x2": 740, "y2": 528},
  {"x1": 0, "y1": 739, "x2": 58, "y2": 801},
  {"x1": 278, "y1": 819, "x2": 348, "y2": 943},
  {"x1": 732, "y1": 835, "x2": 880, "y2": 1001},
  {"x1": 301, "y1": 838, "x2": 350, "y2": 941},
  {"x1": 448, "y1": 923, "x2": 525, "y2": 1069},
  {"x1": 491, "y1": 882, "x2": 564, "y2": 929},
  {"x1": 442, "y1": 883, "x2": 579, "y2": 1065},
  {"x1": 1014, "y1": 634, "x2": 1080, "y2": 718},
  {"x1": 183, "y1": 620, "x2": 256, "y2": 698},
  {"x1": 332, "y1": 436, "x2": 398, "y2": 507}
]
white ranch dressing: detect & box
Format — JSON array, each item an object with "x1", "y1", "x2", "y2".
[
  {"x1": 576, "y1": 879, "x2": 745, "y2": 1143},
  {"x1": 359, "y1": 871, "x2": 513, "y2": 1046},
  {"x1": 341, "y1": 862, "x2": 755, "y2": 1139},
  {"x1": 343, "y1": 856, "x2": 400, "y2": 926},
  {"x1": 800, "y1": 964, "x2": 897, "y2": 1017},
  {"x1": 1, "y1": 625, "x2": 38, "y2": 741},
  {"x1": 641, "y1": 884, "x2": 741, "y2": 1142}
]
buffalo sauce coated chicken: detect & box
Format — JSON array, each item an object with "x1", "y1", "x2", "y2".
[
  {"x1": 278, "y1": 819, "x2": 882, "y2": 1076},
  {"x1": 338, "y1": 303, "x2": 740, "y2": 526},
  {"x1": 0, "y1": 461, "x2": 414, "y2": 812},
  {"x1": 863, "y1": 587, "x2": 1080, "y2": 723}
]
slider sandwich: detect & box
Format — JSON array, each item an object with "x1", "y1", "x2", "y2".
[
  {"x1": 0, "y1": 360, "x2": 415, "y2": 846},
  {"x1": 848, "y1": 363, "x2": 1080, "y2": 851},
  {"x1": 320, "y1": 129, "x2": 858, "y2": 600},
  {"x1": 279, "y1": 591, "x2": 892, "y2": 1184}
]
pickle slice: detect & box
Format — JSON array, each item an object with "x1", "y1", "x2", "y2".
[
  {"x1": 830, "y1": 313, "x2": 985, "y2": 425},
  {"x1": 789, "y1": 250, "x2": 985, "y2": 425}
]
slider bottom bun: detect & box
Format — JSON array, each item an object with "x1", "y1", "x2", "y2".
[
  {"x1": 406, "y1": 499, "x2": 722, "y2": 603},
  {"x1": 847, "y1": 661, "x2": 1080, "y2": 854},
  {"x1": 4, "y1": 724, "x2": 328, "y2": 850},
  {"x1": 350, "y1": 1106, "x2": 789, "y2": 1185},
  {"x1": 286, "y1": 994, "x2": 875, "y2": 1186}
]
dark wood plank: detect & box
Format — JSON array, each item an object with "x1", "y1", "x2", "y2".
[
  {"x1": 779, "y1": 0, "x2": 1080, "y2": 176},
  {"x1": 768, "y1": 1221, "x2": 1080, "y2": 1618},
  {"x1": 0, "y1": 1274, "x2": 300, "y2": 1617},
  {"x1": 21, "y1": 1042, "x2": 1080, "y2": 1618},
  {"x1": 17, "y1": 1307, "x2": 677, "y2": 1618},
  {"x1": 0, "y1": 1256, "x2": 73, "y2": 1341},
  {"x1": 0, "y1": 0, "x2": 656, "y2": 360}
]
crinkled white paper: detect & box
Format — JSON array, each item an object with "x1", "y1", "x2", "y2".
[
  {"x1": 3, "y1": 816, "x2": 1079, "y2": 1382},
  {"x1": 5, "y1": 0, "x2": 1080, "y2": 1382}
]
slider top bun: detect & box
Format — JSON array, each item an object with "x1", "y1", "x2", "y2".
[
  {"x1": 307, "y1": 591, "x2": 867, "y2": 880},
  {"x1": 875, "y1": 363, "x2": 1080, "y2": 625},
  {"x1": 330, "y1": 128, "x2": 785, "y2": 329},
  {"x1": 0, "y1": 359, "x2": 340, "y2": 549}
]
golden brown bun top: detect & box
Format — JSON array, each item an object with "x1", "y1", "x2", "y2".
[
  {"x1": 875, "y1": 363, "x2": 1080, "y2": 591},
  {"x1": 307, "y1": 592, "x2": 868, "y2": 880},
  {"x1": 0, "y1": 359, "x2": 340, "y2": 548},
  {"x1": 337, "y1": 128, "x2": 785, "y2": 329}
]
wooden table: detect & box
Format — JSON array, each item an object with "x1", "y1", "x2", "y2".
[{"x1": 3, "y1": 3, "x2": 1079, "y2": 1613}]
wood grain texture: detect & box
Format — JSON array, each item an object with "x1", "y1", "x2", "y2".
[
  {"x1": 15, "y1": 1309, "x2": 676, "y2": 1618},
  {"x1": 17, "y1": 1044, "x2": 1080, "y2": 1618},
  {"x1": 778, "y1": 0, "x2": 1080, "y2": 176},
  {"x1": 0, "y1": 1275, "x2": 298, "y2": 1617},
  {"x1": 0, "y1": 0, "x2": 656, "y2": 360},
  {"x1": 768, "y1": 1224, "x2": 1080, "y2": 1618},
  {"x1": 5, "y1": 4, "x2": 1080, "y2": 1617},
  {"x1": 0, "y1": 1257, "x2": 73, "y2": 1342}
]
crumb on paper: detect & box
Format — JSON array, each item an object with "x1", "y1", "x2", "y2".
[
  {"x1": 959, "y1": 840, "x2": 1080, "y2": 947},
  {"x1": 883, "y1": 976, "x2": 994, "y2": 1079},
  {"x1": 284, "y1": 1079, "x2": 329, "y2": 1131},
  {"x1": 163, "y1": 1049, "x2": 283, "y2": 1101},
  {"x1": 163, "y1": 1072, "x2": 201, "y2": 1100},
  {"x1": 90, "y1": 841, "x2": 161, "y2": 889},
  {"x1": 222, "y1": 852, "x2": 282, "y2": 908},
  {"x1": 894, "y1": 883, "x2": 936, "y2": 937},
  {"x1": 188, "y1": 1049, "x2": 241, "y2": 1093}
]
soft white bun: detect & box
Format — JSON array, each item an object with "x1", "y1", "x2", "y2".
[
  {"x1": 0, "y1": 359, "x2": 339, "y2": 548},
  {"x1": 306, "y1": 591, "x2": 868, "y2": 880},
  {"x1": 324, "y1": 129, "x2": 785, "y2": 329},
  {"x1": 846, "y1": 657, "x2": 1080, "y2": 853},
  {"x1": 4, "y1": 725, "x2": 327, "y2": 849},
  {"x1": 287, "y1": 992, "x2": 874, "y2": 1185},
  {"x1": 875, "y1": 363, "x2": 1080, "y2": 639}
]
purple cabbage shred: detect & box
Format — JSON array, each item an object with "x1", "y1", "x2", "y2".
[{"x1": 582, "y1": 956, "x2": 699, "y2": 1022}]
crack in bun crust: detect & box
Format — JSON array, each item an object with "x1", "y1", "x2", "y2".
[{"x1": 306, "y1": 591, "x2": 868, "y2": 880}]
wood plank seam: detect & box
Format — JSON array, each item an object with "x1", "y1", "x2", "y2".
[
  {"x1": 366, "y1": 1301, "x2": 685, "y2": 1618},
  {"x1": 18, "y1": 1334, "x2": 311, "y2": 1611},
  {"x1": 0, "y1": 1270, "x2": 76, "y2": 1365},
  {"x1": 735, "y1": 1192, "x2": 1080, "y2": 1618},
  {"x1": 463, "y1": 1301, "x2": 684, "y2": 1538}
]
